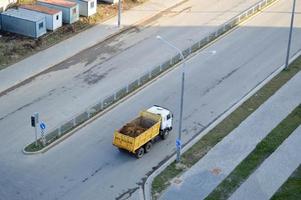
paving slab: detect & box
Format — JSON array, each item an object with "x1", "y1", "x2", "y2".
[
  {"x1": 229, "y1": 125, "x2": 301, "y2": 200},
  {"x1": 159, "y1": 69, "x2": 301, "y2": 200}
]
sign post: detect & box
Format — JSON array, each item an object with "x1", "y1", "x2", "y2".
[
  {"x1": 176, "y1": 138, "x2": 182, "y2": 159},
  {"x1": 40, "y1": 122, "x2": 46, "y2": 146},
  {"x1": 31, "y1": 113, "x2": 39, "y2": 146}
]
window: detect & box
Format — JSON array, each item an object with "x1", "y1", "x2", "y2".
[
  {"x1": 56, "y1": 15, "x2": 59, "y2": 20},
  {"x1": 39, "y1": 22, "x2": 43, "y2": 29},
  {"x1": 72, "y1": 8, "x2": 76, "y2": 14},
  {"x1": 90, "y1": 1, "x2": 95, "y2": 8},
  {"x1": 167, "y1": 114, "x2": 171, "y2": 120}
]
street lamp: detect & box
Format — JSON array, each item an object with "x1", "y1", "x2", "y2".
[
  {"x1": 156, "y1": 35, "x2": 185, "y2": 162},
  {"x1": 285, "y1": 0, "x2": 296, "y2": 69}
]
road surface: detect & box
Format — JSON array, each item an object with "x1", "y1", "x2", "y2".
[{"x1": 0, "y1": 0, "x2": 300, "y2": 199}]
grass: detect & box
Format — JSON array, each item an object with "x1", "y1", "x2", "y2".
[
  {"x1": 205, "y1": 104, "x2": 301, "y2": 200},
  {"x1": 271, "y1": 164, "x2": 301, "y2": 200},
  {"x1": 24, "y1": 139, "x2": 45, "y2": 152},
  {"x1": 0, "y1": 0, "x2": 146, "y2": 69},
  {"x1": 151, "y1": 55, "x2": 301, "y2": 199}
]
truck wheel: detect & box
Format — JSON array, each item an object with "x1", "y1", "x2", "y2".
[
  {"x1": 160, "y1": 130, "x2": 169, "y2": 140},
  {"x1": 135, "y1": 147, "x2": 144, "y2": 159},
  {"x1": 144, "y1": 142, "x2": 152, "y2": 153}
]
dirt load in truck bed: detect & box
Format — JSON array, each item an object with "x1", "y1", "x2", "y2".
[{"x1": 120, "y1": 117, "x2": 156, "y2": 137}]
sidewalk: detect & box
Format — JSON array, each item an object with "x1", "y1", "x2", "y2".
[
  {"x1": 0, "y1": 0, "x2": 183, "y2": 94},
  {"x1": 229, "y1": 125, "x2": 301, "y2": 200},
  {"x1": 159, "y1": 70, "x2": 301, "y2": 200}
]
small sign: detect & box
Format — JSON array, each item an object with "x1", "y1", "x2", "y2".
[
  {"x1": 40, "y1": 122, "x2": 46, "y2": 130},
  {"x1": 176, "y1": 139, "x2": 181, "y2": 149}
]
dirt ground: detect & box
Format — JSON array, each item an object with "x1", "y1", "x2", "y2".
[
  {"x1": 0, "y1": 0, "x2": 146, "y2": 69},
  {"x1": 120, "y1": 122, "x2": 147, "y2": 137},
  {"x1": 120, "y1": 117, "x2": 155, "y2": 137}
]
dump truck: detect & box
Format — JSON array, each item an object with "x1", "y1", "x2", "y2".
[{"x1": 113, "y1": 105, "x2": 173, "y2": 158}]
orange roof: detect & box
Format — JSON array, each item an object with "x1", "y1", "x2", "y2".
[
  {"x1": 20, "y1": 4, "x2": 61, "y2": 15},
  {"x1": 38, "y1": 0, "x2": 77, "y2": 8}
]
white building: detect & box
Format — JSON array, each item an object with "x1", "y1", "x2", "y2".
[
  {"x1": 19, "y1": 4, "x2": 63, "y2": 31},
  {"x1": 68, "y1": 0, "x2": 96, "y2": 17}
]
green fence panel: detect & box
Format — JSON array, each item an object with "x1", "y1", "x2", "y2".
[
  {"x1": 91, "y1": 102, "x2": 103, "y2": 114},
  {"x1": 60, "y1": 120, "x2": 74, "y2": 135},
  {"x1": 151, "y1": 66, "x2": 161, "y2": 78},
  {"x1": 75, "y1": 112, "x2": 89, "y2": 125},
  {"x1": 191, "y1": 42, "x2": 200, "y2": 53},
  {"x1": 45, "y1": 129, "x2": 59, "y2": 144},
  {"x1": 182, "y1": 48, "x2": 190, "y2": 58},
  {"x1": 171, "y1": 54, "x2": 181, "y2": 65},
  {"x1": 161, "y1": 60, "x2": 172, "y2": 71},
  {"x1": 140, "y1": 73, "x2": 151, "y2": 85},
  {"x1": 116, "y1": 87, "x2": 127, "y2": 100},
  {"x1": 199, "y1": 38, "x2": 208, "y2": 48},
  {"x1": 128, "y1": 79, "x2": 139, "y2": 93},
  {"x1": 208, "y1": 32, "x2": 216, "y2": 41},
  {"x1": 216, "y1": 27, "x2": 224, "y2": 36},
  {"x1": 103, "y1": 94, "x2": 115, "y2": 109}
]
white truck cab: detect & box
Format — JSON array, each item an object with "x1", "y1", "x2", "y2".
[{"x1": 147, "y1": 105, "x2": 173, "y2": 139}]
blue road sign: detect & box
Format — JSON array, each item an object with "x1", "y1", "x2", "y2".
[
  {"x1": 40, "y1": 122, "x2": 46, "y2": 130},
  {"x1": 176, "y1": 139, "x2": 182, "y2": 149}
]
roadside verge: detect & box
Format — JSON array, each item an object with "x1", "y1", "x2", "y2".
[
  {"x1": 206, "y1": 104, "x2": 301, "y2": 200},
  {"x1": 146, "y1": 51, "x2": 301, "y2": 200}
]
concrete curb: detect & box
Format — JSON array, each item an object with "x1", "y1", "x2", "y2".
[
  {"x1": 142, "y1": 51, "x2": 301, "y2": 200},
  {"x1": 0, "y1": 0, "x2": 185, "y2": 95}
]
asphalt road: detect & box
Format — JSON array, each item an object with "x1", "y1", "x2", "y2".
[
  {"x1": 0, "y1": 0, "x2": 300, "y2": 199},
  {"x1": 0, "y1": 0, "x2": 260, "y2": 132}
]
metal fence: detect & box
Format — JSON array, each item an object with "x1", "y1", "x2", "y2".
[{"x1": 42, "y1": 0, "x2": 278, "y2": 146}]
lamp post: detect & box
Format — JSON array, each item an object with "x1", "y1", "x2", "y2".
[
  {"x1": 118, "y1": 0, "x2": 122, "y2": 27},
  {"x1": 285, "y1": 0, "x2": 296, "y2": 69},
  {"x1": 156, "y1": 35, "x2": 185, "y2": 162}
]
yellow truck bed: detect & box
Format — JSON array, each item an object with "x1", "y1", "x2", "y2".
[{"x1": 113, "y1": 111, "x2": 161, "y2": 153}]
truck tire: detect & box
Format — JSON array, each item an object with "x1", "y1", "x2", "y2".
[
  {"x1": 160, "y1": 130, "x2": 169, "y2": 140},
  {"x1": 118, "y1": 148, "x2": 126, "y2": 153},
  {"x1": 144, "y1": 142, "x2": 152, "y2": 153},
  {"x1": 135, "y1": 147, "x2": 145, "y2": 159}
]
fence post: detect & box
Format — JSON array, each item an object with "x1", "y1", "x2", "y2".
[{"x1": 87, "y1": 109, "x2": 91, "y2": 118}]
